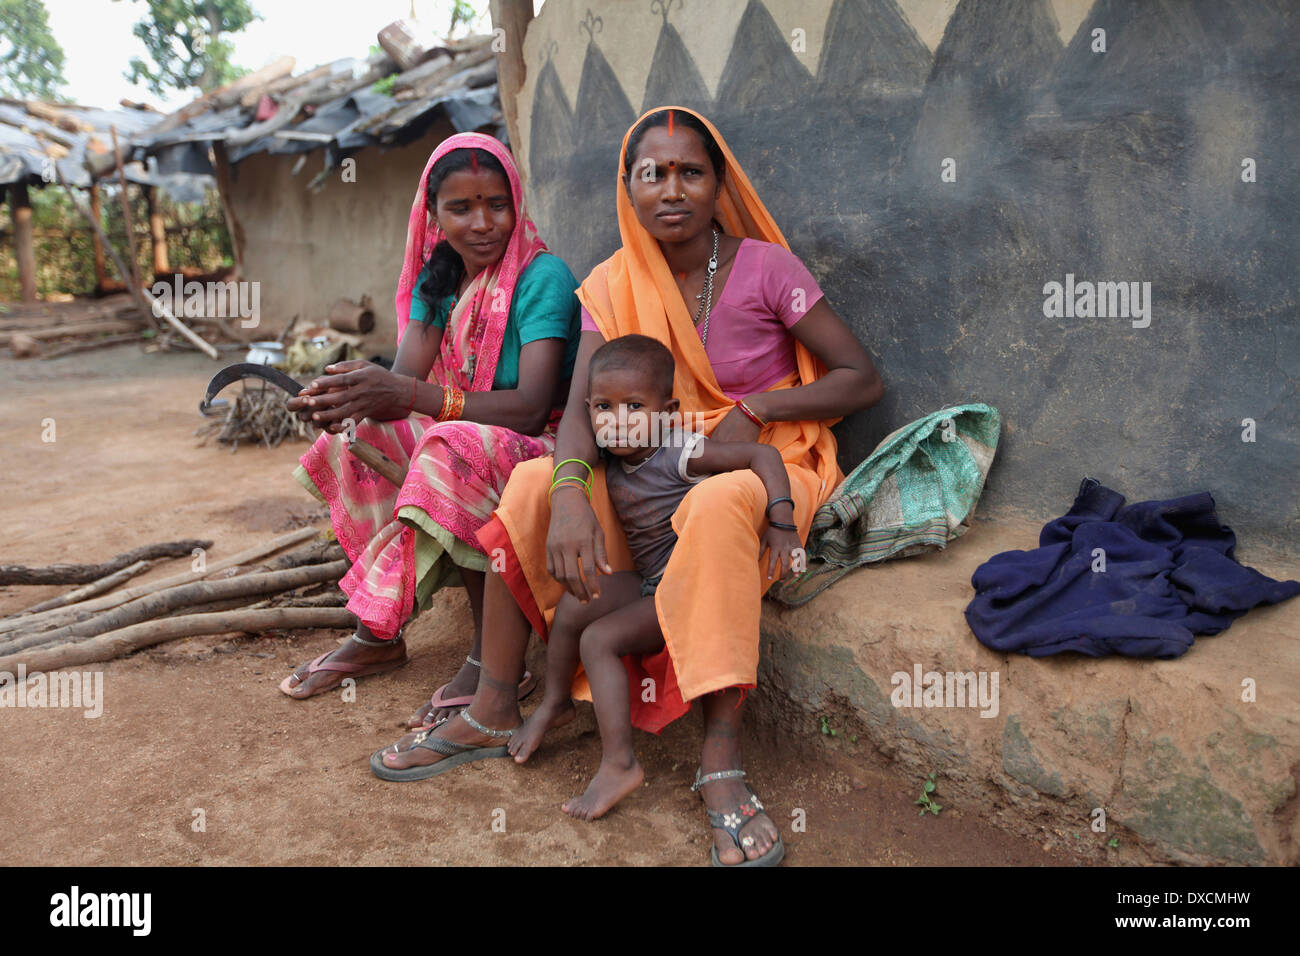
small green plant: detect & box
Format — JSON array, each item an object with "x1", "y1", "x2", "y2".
[
  {"x1": 915, "y1": 772, "x2": 942, "y2": 815},
  {"x1": 820, "y1": 716, "x2": 837, "y2": 737},
  {"x1": 1107, "y1": 836, "x2": 1119, "y2": 849}
]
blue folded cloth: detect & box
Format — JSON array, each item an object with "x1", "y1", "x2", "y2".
[{"x1": 965, "y1": 478, "x2": 1300, "y2": 658}]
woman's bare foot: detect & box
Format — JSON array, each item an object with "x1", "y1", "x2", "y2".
[
  {"x1": 404, "y1": 655, "x2": 481, "y2": 728},
  {"x1": 279, "y1": 635, "x2": 406, "y2": 699},
  {"x1": 700, "y1": 776, "x2": 780, "y2": 864},
  {"x1": 507, "y1": 699, "x2": 576, "y2": 763},
  {"x1": 561, "y1": 757, "x2": 643, "y2": 821}
]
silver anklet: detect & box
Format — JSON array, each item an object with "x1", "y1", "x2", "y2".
[
  {"x1": 351, "y1": 632, "x2": 390, "y2": 647},
  {"x1": 466, "y1": 655, "x2": 482, "y2": 668},
  {"x1": 459, "y1": 708, "x2": 514, "y2": 738}
]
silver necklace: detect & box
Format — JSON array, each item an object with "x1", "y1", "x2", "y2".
[{"x1": 693, "y1": 227, "x2": 719, "y2": 346}]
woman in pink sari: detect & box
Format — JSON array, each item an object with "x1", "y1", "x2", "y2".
[{"x1": 278, "y1": 132, "x2": 580, "y2": 726}]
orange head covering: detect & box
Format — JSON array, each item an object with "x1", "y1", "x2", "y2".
[{"x1": 576, "y1": 106, "x2": 843, "y2": 500}]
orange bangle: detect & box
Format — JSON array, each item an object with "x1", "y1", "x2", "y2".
[{"x1": 437, "y1": 384, "x2": 465, "y2": 421}]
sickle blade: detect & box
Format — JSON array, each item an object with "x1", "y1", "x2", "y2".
[{"x1": 199, "y1": 362, "x2": 308, "y2": 416}]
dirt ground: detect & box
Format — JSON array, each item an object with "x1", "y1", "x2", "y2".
[{"x1": 0, "y1": 339, "x2": 1081, "y2": 866}]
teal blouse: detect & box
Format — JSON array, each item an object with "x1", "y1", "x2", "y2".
[{"x1": 408, "y1": 252, "x2": 581, "y2": 390}]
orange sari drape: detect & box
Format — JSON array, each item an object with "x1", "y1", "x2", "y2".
[{"x1": 477, "y1": 107, "x2": 844, "y2": 732}]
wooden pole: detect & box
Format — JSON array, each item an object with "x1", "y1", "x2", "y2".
[
  {"x1": 146, "y1": 185, "x2": 168, "y2": 277},
  {"x1": 9, "y1": 182, "x2": 37, "y2": 302},
  {"x1": 109, "y1": 126, "x2": 142, "y2": 293},
  {"x1": 489, "y1": 0, "x2": 534, "y2": 185},
  {"x1": 88, "y1": 183, "x2": 107, "y2": 291},
  {"x1": 210, "y1": 142, "x2": 245, "y2": 278}
]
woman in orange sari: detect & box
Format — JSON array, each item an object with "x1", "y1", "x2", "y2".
[{"x1": 375, "y1": 108, "x2": 883, "y2": 866}]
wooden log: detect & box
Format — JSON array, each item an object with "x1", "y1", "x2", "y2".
[
  {"x1": 88, "y1": 183, "x2": 107, "y2": 291},
  {"x1": 238, "y1": 61, "x2": 335, "y2": 108},
  {"x1": 209, "y1": 56, "x2": 296, "y2": 110},
  {"x1": 210, "y1": 143, "x2": 245, "y2": 279},
  {"x1": 0, "y1": 607, "x2": 354, "y2": 674},
  {"x1": 258, "y1": 540, "x2": 346, "y2": 572},
  {"x1": 327, "y1": 297, "x2": 374, "y2": 334},
  {"x1": 10, "y1": 182, "x2": 36, "y2": 302},
  {"x1": 0, "y1": 560, "x2": 348, "y2": 654},
  {"x1": 147, "y1": 185, "x2": 168, "y2": 274},
  {"x1": 0, "y1": 527, "x2": 319, "y2": 636},
  {"x1": 8, "y1": 333, "x2": 40, "y2": 358},
  {"x1": 222, "y1": 51, "x2": 397, "y2": 148},
  {"x1": 109, "y1": 127, "x2": 142, "y2": 295},
  {"x1": 39, "y1": 332, "x2": 143, "y2": 360},
  {"x1": 18, "y1": 560, "x2": 151, "y2": 616},
  {"x1": 0, "y1": 318, "x2": 147, "y2": 348},
  {"x1": 24, "y1": 100, "x2": 96, "y2": 134},
  {"x1": 141, "y1": 56, "x2": 297, "y2": 140},
  {"x1": 0, "y1": 539, "x2": 211, "y2": 586}
]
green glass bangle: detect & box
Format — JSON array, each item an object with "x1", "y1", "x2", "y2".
[
  {"x1": 549, "y1": 475, "x2": 591, "y2": 499},
  {"x1": 552, "y1": 457, "x2": 594, "y2": 482}
]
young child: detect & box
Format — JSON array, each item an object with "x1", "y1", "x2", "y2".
[{"x1": 507, "y1": 333, "x2": 803, "y2": 820}]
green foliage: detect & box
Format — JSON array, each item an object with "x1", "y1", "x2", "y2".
[
  {"x1": 117, "y1": 0, "x2": 258, "y2": 96},
  {"x1": 368, "y1": 44, "x2": 396, "y2": 96},
  {"x1": 0, "y1": 184, "x2": 232, "y2": 299},
  {"x1": 0, "y1": 0, "x2": 67, "y2": 99},
  {"x1": 447, "y1": 1, "x2": 478, "y2": 38},
  {"x1": 915, "y1": 772, "x2": 943, "y2": 816}
]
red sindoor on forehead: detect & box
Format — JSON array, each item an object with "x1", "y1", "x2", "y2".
[
  {"x1": 470, "y1": 151, "x2": 480, "y2": 173},
  {"x1": 667, "y1": 109, "x2": 675, "y2": 136}
]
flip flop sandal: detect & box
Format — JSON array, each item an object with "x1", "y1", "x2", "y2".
[
  {"x1": 691, "y1": 768, "x2": 786, "y2": 868},
  {"x1": 279, "y1": 642, "x2": 409, "y2": 699},
  {"x1": 370, "y1": 708, "x2": 520, "y2": 782}
]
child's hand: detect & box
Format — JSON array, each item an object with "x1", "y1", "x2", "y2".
[{"x1": 759, "y1": 526, "x2": 804, "y2": 582}]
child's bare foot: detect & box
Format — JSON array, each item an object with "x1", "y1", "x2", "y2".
[
  {"x1": 508, "y1": 699, "x2": 576, "y2": 762},
  {"x1": 561, "y1": 757, "x2": 644, "y2": 821}
]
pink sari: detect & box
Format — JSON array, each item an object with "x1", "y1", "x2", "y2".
[{"x1": 294, "y1": 133, "x2": 560, "y2": 640}]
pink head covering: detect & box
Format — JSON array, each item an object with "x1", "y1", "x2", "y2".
[{"x1": 394, "y1": 132, "x2": 546, "y2": 392}]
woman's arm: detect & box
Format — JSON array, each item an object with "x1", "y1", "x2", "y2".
[
  {"x1": 747, "y1": 298, "x2": 883, "y2": 424},
  {"x1": 292, "y1": 325, "x2": 568, "y2": 437},
  {"x1": 286, "y1": 321, "x2": 441, "y2": 430}
]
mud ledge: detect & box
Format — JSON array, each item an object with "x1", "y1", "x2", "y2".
[{"x1": 750, "y1": 516, "x2": 1300, "y2": 866}]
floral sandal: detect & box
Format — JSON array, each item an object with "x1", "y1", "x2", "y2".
[{"x1": 691, "y1": 769, "x2": 785, "y2": 868}]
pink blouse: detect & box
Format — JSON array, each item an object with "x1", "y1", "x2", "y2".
[{"x1": 580, "y1": 238, "x2": 824, "y2": 399}]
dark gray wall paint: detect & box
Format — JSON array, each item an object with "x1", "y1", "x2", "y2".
[{"x1": 526, "y1": 0, "x2": 1299, "y2": 553}]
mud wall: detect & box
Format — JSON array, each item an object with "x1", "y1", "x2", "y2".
[
  {"x1": 225, "y1": 119, "x2": 456, "y2": 346},
  {"x1": 514, "y1": 0, "x2": 1299, "y2": 552}
]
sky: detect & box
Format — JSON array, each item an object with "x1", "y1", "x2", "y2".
[{"x1": 45, "y1": 0, "x2": 541, "y2": 111}]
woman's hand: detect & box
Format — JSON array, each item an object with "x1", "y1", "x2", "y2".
[
  {"x1": 759, "y1": 526, "x2": 804, "y2": 583},
  {"x1": 708, "y1": 404, "x2": 762, "y2": 444},
  {"x1": 546, "y1": 485, "x2": 612, "y2": 603},
  {"x1": 286, "y1": 360, "x2": 413, "y2": 434}
]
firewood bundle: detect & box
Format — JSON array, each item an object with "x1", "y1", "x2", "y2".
[
  {"x1": 194, "y1": 384, "x2": 314, "y2": 450},
  {"x1": 0, "y1": 528, "x2": 352, "y2": 674}
]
